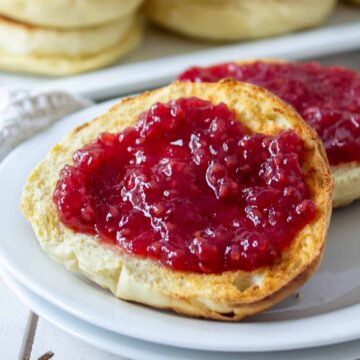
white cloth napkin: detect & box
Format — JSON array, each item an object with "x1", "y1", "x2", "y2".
[{"x1": 0, "y1": 89, "x2": 93, "y2": 161}]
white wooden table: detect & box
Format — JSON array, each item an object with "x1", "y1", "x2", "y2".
[{"x1": 1, "y1": 51, "x2": 360, "y2": 360}]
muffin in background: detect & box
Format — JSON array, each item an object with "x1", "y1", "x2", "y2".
[
  {"x1": 145, "y1": 0, "x2": 337, "y2": 41},
  {"x1": 0, "y1": 0, "x2": 144, "y2": 76}
]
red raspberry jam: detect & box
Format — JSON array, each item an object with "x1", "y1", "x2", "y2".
[
  {"x1": 54, "y1": 98, "x2": 316, "y2": 274},
  {"x1": 179, "y1": 61, "x2": 360, "y2": 166}
]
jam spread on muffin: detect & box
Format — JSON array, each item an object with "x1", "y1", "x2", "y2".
[
  {"x1": 179, "y1": 61, "x2": 360, "y2": 166},
  {"x1": 54, "y1": 98, "x2": 316, "y2": 273}
]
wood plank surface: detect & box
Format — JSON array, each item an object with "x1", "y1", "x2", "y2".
[
  {"x1": 0, "y1": 277, "x2": 33, "y2": 360},
  {"x1": 31, "y1": 318, "x2": 128, "y2": 360}
]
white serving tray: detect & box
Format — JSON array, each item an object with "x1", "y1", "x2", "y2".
[{"x1": 1, "y1": 3, "x2": 360, "y2": 99}]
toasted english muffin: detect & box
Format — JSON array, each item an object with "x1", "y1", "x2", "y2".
[
  {"x1": 246, "y1": 59, "x2": 360, "y2": 209},
  {"x1": 179, "y1": 59, "x2": 360, "y2": 208},
  {"x1": 145, "y1": 0, "x2": 336, "y2": 41},
  {"x1": 332, "y1": 163, "x2": 360, "y2": 207},
  {"x1": 0, "y1": 19, "x2": 142, "y2": 76},
  {"x1": 0, "y1": 0, "x2": 143, "y2": 28},
  {"x1": 20, "y1": 80, "x2": 332, "y2": 321}
]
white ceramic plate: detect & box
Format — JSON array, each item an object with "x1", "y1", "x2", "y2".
[
  {"x1": 1, "y1": 101, "x2": 360, "y2": 352},
  {"x1": 3, "y1": 267, "x2": 360, "y2": 360},
  {"x1": 1, "y1": 266, "x2": 240, "y2": 360},
  {"x1": 1, "y1": 4, "x2": 360, "y2": 99}
]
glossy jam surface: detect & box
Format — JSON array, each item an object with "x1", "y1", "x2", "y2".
[
  {"x1": 54, "y1": 98, "x2": 316, "y2": 273},
  {"x1": 179, "y1": 62, "x2": 360, "y2": 165}
]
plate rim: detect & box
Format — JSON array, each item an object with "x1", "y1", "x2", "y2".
[
  {"x1": 7, "y1": 266, "x2": 360, "y2": 360},
  {"x1": 0, "y1": 266, "x2": 214, "y2": 360}
]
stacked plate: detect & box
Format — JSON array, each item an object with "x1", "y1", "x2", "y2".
[{"x1": 1, "y1": 100, "x2": 360, "y2": 358}]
